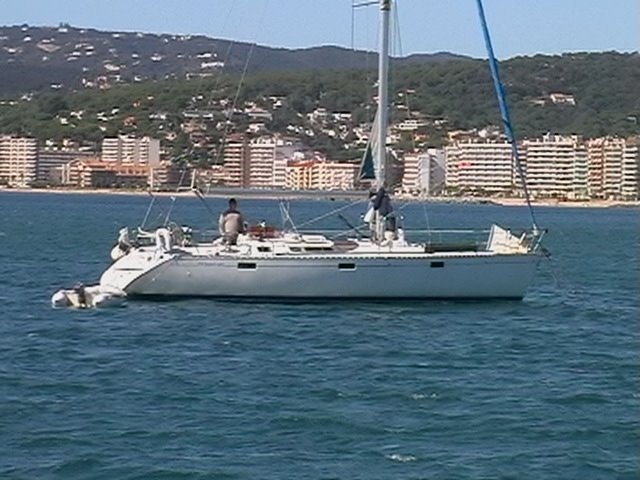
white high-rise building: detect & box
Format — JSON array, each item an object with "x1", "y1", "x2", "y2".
[
  {"x1": 522, "y1": 134, "x2": 585, "y2": 199},
  {"x1": 0, "y1": 136, "x2": 38, "y2": 187},
  {"x1": 586, "y1": 138, "x2": 606, "y2": 198},
  {"x1": 247, "y1": 136, "x2": 276, "y2": 188},
  {"x1": 603, "y1": 139, "x2": 624, "y2": 198},
  {"x1": 445, "y1": 141, "x2": 514, "y2": 195},
  {"x1": 401, "y1": 152, "x2": 422, "y2": 193},
  {"x1": 102, "y1": 136, "x2": 160, "y2": 166},
  {"x1": 439, "y1": 134, "x2": 637, "y2": 200},
  {"x1": 621, "y1": 140, "x2": 639, "y2": 200},
  {"x1": 247, "y1": 136, "x2": 304, "y2": 189},
  {"x1": 222, "y1": 134, "x2": 249, "y2": 188},
  {"x1": 285, "y1": 159, "x2": 314, "y2": 190},
  {"x1": 402, "y1": 150, "x2": 445, "y2": 196},
  {"x1": 422, "y1": 149, "x2": 446, "y2": 196},
  {"x1": 310, "y1": 161, "x2": 359, "y2": 190},
  {"x1": 284, "y1": 157, "x2": 358, "y2": 191},
  {"x1": 587, "y1": 137, "x2": 639, "y2": 200}
]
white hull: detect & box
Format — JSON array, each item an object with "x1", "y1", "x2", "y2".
[
  {"x1": 89, "y1": 2, "x2": 545, "y2": 303},
  {"x1": 100, "y1": 248, "x2": 540, "y2": 300}
]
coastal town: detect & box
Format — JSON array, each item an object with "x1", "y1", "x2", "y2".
[
  {"x1": 3, "y1": 3, "x2": 639, "y2": 480},
  {"x1": 0, "y1": 26, "x2": 637, "y2": 202},
  {"x1": 1, "y1": 126, "x2": 638, "y2": 202}
]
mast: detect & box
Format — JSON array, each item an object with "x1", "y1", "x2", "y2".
[{"x1": 376, "y1": 0, "x2": 391, "y2": 190}]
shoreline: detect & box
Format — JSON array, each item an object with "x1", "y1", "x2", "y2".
[{"x1": 1, "y1": 187, "x2": 638, "y2": 209}]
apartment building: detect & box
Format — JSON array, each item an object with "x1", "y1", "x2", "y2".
[
  {"x1": 62, "y1": 159, "x2": 150, "y2": 189},
  {"x1": 61, "y1": 159, "x2": 115, "y2": 188},
  {"x1": 285, "y1": 160, "x2": 314, "y2": 190},
  {"x1": 246, "y1": 136, "x2": 275, "y2": 188},
  {"x1": 588, "y1": 137, "x2": 639, "y2": 200},
  {"x1": 402, "y1": 152, "x2": 422, "y2": 193},
  {"x1": 102, "y1": 135, "x2": 160, "y2": 166},
  {"x1": 149, "y1": 162, "x2": 192, "y2": 191},
  {"x1": 422, "y1": 149, "x2": 446, "y2": 196},
  {"x1": 221, "y1": 135, "x2": 307, "y2": 189},
  {"x1": 445, "y1": 141, "x2": 514, "y2": 195},
  {"x1": 620, "y1": 140, "x2": 639, "y2": 200},
  {"x1": 246, "y1": 136, "x2": 289, "y2": 189},
  {"x1": 522, "y1": 134, "x2": 587, "y2": 199},
  {"x1": 310, "y1": 161, "x2": 359, "y2": 190},
  {"x1": 246, "y1": 136, "x2": 304, "y2": 189},
  {"x1": 284, "y1": 158, "x2": 359, "y2": 190},
  {"x1": 441, "y1": 134, "x2": 638, "y2": 200},
  {"x1": 0, "y1": 136, "x2": 38, "y2": 187},
  {"x1": 599, "y1": 138, "x2": 624, "y2": 199},
  {"x1": 402, "y1": 150, "x2": 446, "y2": 196},
  {"x1": 37, "y1": 148, "x2": 96, "y2": 184},
  {"x1": 222, "y1": 134, "x2": 249, "y2": 187},
  {"x1": 586, "y1": 138, "x2": 606, "y2": 198}
]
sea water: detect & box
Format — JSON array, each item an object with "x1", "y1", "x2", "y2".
[{"x1": 0, "y1": 192, "x2": 638, "y2": 479}]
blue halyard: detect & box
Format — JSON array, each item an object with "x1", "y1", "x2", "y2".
[{"x1": 476, "y1": 0, "x2": 540, "y2": 234}]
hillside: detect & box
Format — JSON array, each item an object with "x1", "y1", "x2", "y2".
[
  {"x1": 0, "y1": 24, "x2": 467, "y2": 96},
  {"x1": 0, "y1": 50, "x2": 637, "y2": 161}
]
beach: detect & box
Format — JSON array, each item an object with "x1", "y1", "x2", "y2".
[{"x1": 2, "y1": 186, "x2": 639, "y2": 208}]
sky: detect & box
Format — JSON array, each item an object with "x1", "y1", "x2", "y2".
[{"x1": 2, "y1": 0, "x2": 638, "y2": 58}]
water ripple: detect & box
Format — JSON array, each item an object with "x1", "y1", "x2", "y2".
[{"x1": 1, "y1": 193, "x2": 638, "y2": 479}]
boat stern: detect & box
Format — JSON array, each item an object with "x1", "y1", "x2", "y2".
[{"x1": 99, "y1": 247, "x2": 173, "y2": 293}]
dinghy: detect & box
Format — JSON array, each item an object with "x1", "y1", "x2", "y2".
[{"x1": 51, "y1": 283, "x2": 126, "y2": 309}]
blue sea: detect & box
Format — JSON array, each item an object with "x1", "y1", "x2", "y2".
[{"x1": 1, "y1": 191, "x2": 638, "y2": 479}]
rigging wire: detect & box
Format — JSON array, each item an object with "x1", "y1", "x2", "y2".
[
  {"x1": 351, "y1": 0, "x2": 356, "y2": 56},
  {"x1": 296, "y1": 198, "x2": 366, "y2": 229},
  {"x1": 163, "y1": 196, "x2": 177, "y2": 226},
  {"x1": 176, "y1": 166, "x2": 189, "y2": 190},
  {"x1": 198, "y1": 11, "x2": 239, "y2": 193},
  {"x1": 392, "y1": 0, "x2": 403, "y2": 62},
  {"x1": 141, "y1": 165, "x2": 189, "y2": 229},
  {"x1": 212, "y1": 40, "x2": 257, "y2": 188},
  {"x1": 421, "y1": 198, "x2": 433, "y2": 243},
  {"x1": 278, "y1": 199, "x2": 299, "y2": 234},
  {"x1": 193, "y1": 188, "x2": 217, "y2": 218},
  {"x1": 176, "y1": 2, "x2": 236, "y2": 195},
  {"x1": 330, "y1": 221, "x2": 369, "y2": 239},
  {"x1": 206, "y1": 2, "x2": 238, "y2": 102},
  {"x1": 207, "y1": 0, "x2": 270, "y2": 194},
  {"x1": 140, "y1": 191, "x2": 156, "y2": 229},
  {"x1": 351, "y1": 0, "x2": 377, "y2": 126}
]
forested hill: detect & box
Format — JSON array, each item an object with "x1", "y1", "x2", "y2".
[
  {"x1": 0, "y1": 24, "x2": 467, "y2": 96},
  {"x1": 0, "y1": 51, "x2": 637, "y2": 157},
  {"x1": 391, "y1": 51, "x2": 640, "y2": 139}
]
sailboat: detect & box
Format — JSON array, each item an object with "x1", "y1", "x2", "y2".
[{"x1": 99, "y1": 0, "x2": 545, "y2": 299}]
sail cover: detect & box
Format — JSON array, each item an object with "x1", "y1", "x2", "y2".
[
  {"x1": 359, "y1": 113, "x2": 381, "y2": 182},
  {"x1": 359, "y1": 142, "x2": 376, "y2": 180}
]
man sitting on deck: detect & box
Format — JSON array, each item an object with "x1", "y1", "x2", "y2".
[{"x1": 218, "y1": 198, "x2": 245, "y2": 245}]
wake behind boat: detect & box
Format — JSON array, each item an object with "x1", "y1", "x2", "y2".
[{"x1": 97, "y1": 0, "x2": 546, "y2": 301}]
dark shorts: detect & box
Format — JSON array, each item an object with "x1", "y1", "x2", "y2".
[{"x1": 223, "y1": 232, "x2": 239, "y2": 245}]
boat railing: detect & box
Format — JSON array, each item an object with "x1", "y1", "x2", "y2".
[
  {"x1": 322, "y1": 227, "x2": 494, "y2": 250},
  {"x1": 124, "y1": 224, "x2": 540, "y2": 253}
]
